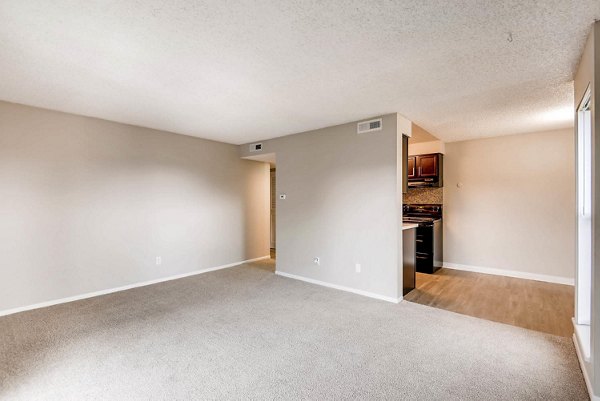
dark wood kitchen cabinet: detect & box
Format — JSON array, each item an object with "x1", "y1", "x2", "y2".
[
  {"x1": 408, "y1": 153, "x2": 443, "y2": 187},
  {"x1": 402, "y1": 135, "x2": 409, "y2": 193},
  {"x1": 407, "y1": 156, "x2": 416, "y2": 179},
  {"x1": 418, "y1": 154, "x2": 438, "y2": 177},
  {"x1": 402, "y1": 225, "x2": 416, "y2": 296}
]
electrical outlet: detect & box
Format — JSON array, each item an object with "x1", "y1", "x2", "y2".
[
  {"x1": 355, "y1": 263, "x2": 361, "y2": 273},
  {"x1": 156, "y1": 256, "x2": 162, "y2": 265},
  {"x1": 313, "y1": 257, "x2": 320, "y2": 266}
]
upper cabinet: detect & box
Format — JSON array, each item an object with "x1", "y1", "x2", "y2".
[
  {"x1": 402, "y1": 135, "x2": 409, "y2": 194},
  {"x1": 417, "y1": 154, "x2": 438, "y2": 177},
  {"x1": 407, "y1": 155, "x2": 416, "y2": 180},
  {"x1": 408, "y1": 153, "x2": 443, "y2": 188}
]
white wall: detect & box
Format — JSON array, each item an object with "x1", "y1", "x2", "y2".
[
  {"x1": 408, "y1": 140, "x2": 445, "y2": 155},
  {"x1": 240, "y1": 114, "x2": 403, "y2": 301},
  {"x1": 443, "y1": 128, "x2": 575, "y2": 282},
  {"x1": 0, "y1": 101, "x2": 270, "y2": 312}
]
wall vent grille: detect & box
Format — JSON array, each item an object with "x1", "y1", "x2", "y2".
[
  {"x1": 249, "y1": 143, "x2": 263, "y2": 152},
  {"x1": 357, "y1": 118, "x2": 382, "y2": 134}
]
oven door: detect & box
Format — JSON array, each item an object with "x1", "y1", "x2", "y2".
[{"x1": 415, "y1": 225, "x2": 434, "y2": 273}]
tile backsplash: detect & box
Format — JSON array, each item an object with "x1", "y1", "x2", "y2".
[{"x1": 403, "y1": 187, "x2": 443, "y2": 204}]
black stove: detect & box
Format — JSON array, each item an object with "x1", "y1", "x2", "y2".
[
  {"x1": 403, "y1": 204, "x2": 443, "y2": 274},
  {"x1": 403, "y1": 204, "x2": 442, "y2": 221},
  {"x1": 403, "y1": 216, "x2": 438, "y2": 224}
]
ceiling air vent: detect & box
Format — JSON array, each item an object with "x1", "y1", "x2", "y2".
[
  {"x1": 249, "y1": 143, "x2": 263, "y2": 152},
  {"x1": 357, "y1": 118, "x2": 382, "y2": 134}
]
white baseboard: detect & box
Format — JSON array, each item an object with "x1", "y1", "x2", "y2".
[
  {"x1": 573, "y1": 332, "x2": 600, "y2": 401},
  {"x1": 0, "y1": 255, "x2": 270, "y2": 317},
  {"x1": 442, "y1": 262, "x2": 574, "y2": 286},
  {"x1": 275, "y1": 271, "x2": 401, "y2": 304}
]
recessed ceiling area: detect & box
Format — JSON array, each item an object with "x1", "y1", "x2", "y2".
[
  {"x1": 409, "y1": 124, "x2": 439, "y2": 144},
  {"x1": 0, "y1": 1, "x2": 598, "y2": 144}
]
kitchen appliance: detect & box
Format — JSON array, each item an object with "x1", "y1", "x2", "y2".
[{"x1": 403, "y1": 204, "x2": 443, "y2": 274}]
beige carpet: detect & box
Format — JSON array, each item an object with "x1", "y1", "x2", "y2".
[{"x1": 0, "y1": 259, "x2": 588, "y2": 400}]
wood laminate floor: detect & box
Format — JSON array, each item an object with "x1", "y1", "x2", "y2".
[{"x1": 404, "y1": 268, "x2": 574, "y2": 337}]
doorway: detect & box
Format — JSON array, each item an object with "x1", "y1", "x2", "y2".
[
  {"x1": 270, "y1": 168, "x2": 276, "y2": 259},
  {"x1": 241, "y1": 152, "x2": 276, "y2": 271}
]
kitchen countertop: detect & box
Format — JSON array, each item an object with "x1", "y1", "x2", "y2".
[{"x1": 402, "y1": 223, "x2": 419, "y2": 230}]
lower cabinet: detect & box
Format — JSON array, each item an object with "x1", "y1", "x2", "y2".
[{"x1": 402, "y1": 227, "x2": 416, "y2": 296}]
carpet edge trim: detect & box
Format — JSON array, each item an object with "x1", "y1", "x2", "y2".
[
  {"x1": 0, "y1": 255, "x2": 271, "y2": 317},
  {"x1": 443, "y1": 262, "x2": 574, "y2": 285},
  {"x1": 274, "y1": 271, "x2": 401, "y2": 304}
]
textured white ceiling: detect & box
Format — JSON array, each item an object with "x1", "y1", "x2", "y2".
[{"x1": 0, "y1": 1, "x2": 598, "y2": 144}]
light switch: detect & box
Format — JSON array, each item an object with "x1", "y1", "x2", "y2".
[{"x1": 279, "y1": 193, "x2": 287, "y2": 200}]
